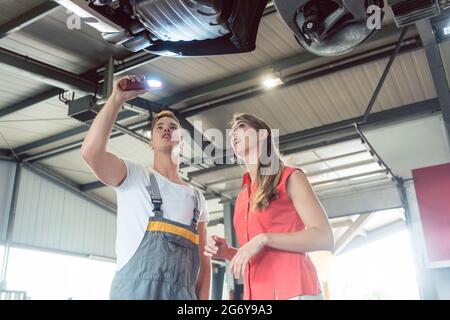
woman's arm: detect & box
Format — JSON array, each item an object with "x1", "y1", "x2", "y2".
[
  {"x1": 196, "y1": 222, "x2": 212, "y2": 300},
  {"x1": 262, "y1": 170, "x2": 335, "y2": 253}
]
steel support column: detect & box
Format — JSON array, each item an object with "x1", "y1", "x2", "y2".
[
  {"x1": 0, "y1": 163, "x2": 22, "y2": 288},
  {"x1": 223, "y1": 199, "x2": 242, "y2": 299},
  {"x1": 416, "y1": 19, "x2": 450, "y2": 149}
]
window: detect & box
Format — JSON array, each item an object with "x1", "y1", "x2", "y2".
[
  {"x1": 328, "y1": 230, "x2": 421, "y2": 300},
  {"x1": 6, "y1": 247, "x2": 116, "y2": 300}
]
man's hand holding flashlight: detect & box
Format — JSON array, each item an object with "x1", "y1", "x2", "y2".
[{"x1": 112, "y1": 75, "x2": 150, "y2": 103}]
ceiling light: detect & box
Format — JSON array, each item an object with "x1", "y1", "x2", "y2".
[{"x1": 263, "y1": 76, "x2": 283, "y2": 89}]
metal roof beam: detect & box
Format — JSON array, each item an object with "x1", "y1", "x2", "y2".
[
  {"x1": 13, "y1": 110, "x2": 137, "y2": 156},
  {"x1": 15, "y1": 107, "x2": 214, "y2": 164},
  {"x1": 0, "y1": 48, "x2": 211, "y2": 158},
  {"x1": 190, "y1": 97, "x2": 441, "y2": 189},
  {"x1": 333, "y1": 213, "x2": 373, "y2": 255},
  {"x1": 0, "y1": 149, "x2": 15, "y2": 162},
  {"x1": 0, "y1": 47, "x2": 99, "y2": 93},
  {"x1": 0, "y1": 47, "x2": 162, "y2": 112},
  {"x1": 0, "y1": 88, "x2": 61, "y2": 118},
  {"x1": 0, "y1": 1, "x2": 59, "y2": 39},
  {"x1": 0, "y1": 51, "x2": 163, "y2": 118},
  {"x1": 24, "y1": 123, "x2": 149, "y2": 163},
  {"x1": 179, "y1": 37, "x2": 422, "y2": 118},
  {"x1": 81, "y1": 97, "x2": 441, "y2": 192}
]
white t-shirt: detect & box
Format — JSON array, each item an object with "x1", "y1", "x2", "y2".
[{"x1": 113, "y1": 159, "x2": 209, "y2": 271}]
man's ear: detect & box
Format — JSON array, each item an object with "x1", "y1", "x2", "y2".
[{"x1": 149, "y1": 139, "x2": 153, "y2": 150}]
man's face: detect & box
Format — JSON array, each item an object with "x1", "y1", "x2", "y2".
[{"x1": 151, "y1": 117, "x2": 182, "y2": 153}]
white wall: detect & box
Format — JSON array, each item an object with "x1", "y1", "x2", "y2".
[{"x1": 9, "y1": 167, "x2": 116, "y2": 259}]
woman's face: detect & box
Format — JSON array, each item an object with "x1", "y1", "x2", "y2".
[
  {"x1": 151, "y1": 117, "x2": 182, "y2": 153},
  {"x1": 230, "y1": 120, "x2": 260, "y2": 162}
]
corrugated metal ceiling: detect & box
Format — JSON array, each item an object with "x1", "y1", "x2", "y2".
[
  {"x1": 0, "y1": 64, "x2": 53, "y2": 110},
  {"x1": 0, "y1": 0, "x2": 48, "y2": 25},
  {"x1": 0, "y1": 96, "x2": 81, "y2": 148},
  {"x1": 0, "y1": 1, "x2": 129, "y2": 73},
  {"x1": 190, "y1": 49, "x2": 437, "y2": 139},
  {"x1": 186, "y1": 138, "x2": 395, "y2": 201}
]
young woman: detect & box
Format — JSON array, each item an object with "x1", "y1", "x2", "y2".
[
  {"x1": 204, "y1": 113, "x2": 334, "y2": 300},
  {"x1": 81, "y1": 75, "x2": 211, "y2": 300}
]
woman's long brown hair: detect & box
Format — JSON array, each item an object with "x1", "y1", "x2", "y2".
[{"x1": 231, "y1": 113, "x2": 284, "y2": 211}]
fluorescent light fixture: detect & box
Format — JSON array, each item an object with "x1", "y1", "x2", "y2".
[
  {"x1": 263, "y1": 76, "x2": 283, "y2": 89},
  {"x1": 146, "y1": 79, "x2": 163, "y2": 88},
  {"x1": 444, "y1": 25, "x2": 450, "y2": 36}
]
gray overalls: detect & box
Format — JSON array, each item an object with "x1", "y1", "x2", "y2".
[{"x1": 110, "y1": 172, "x2": 201, "y2": 300}]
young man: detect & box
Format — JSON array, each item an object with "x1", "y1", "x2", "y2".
[{"x1": 81, "y1": 75, "x2": 211, "y2": 300}]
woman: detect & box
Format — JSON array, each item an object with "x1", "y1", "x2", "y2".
[
  {"x1": 82, "y1": 75, "x2": 211, "y2": 300},
  {"x1": 204, "y1": 113, "x2": 334, "y2": 300}
]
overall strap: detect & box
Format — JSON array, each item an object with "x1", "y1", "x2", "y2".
[
  {"x1": 191, "y1": 188, "x2": 201, "y2": 229},
  {"x1": 146, "y1": 172, "x2": 163, "y2": 218}
]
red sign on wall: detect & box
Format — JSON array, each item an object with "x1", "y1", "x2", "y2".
[{"x1": 412, "y1": 163, "x2": 450, "y2": 266}]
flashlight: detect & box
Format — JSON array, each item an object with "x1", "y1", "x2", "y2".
[{"x1": 121, "y1": 78, "x2": 163, "y2": 91}]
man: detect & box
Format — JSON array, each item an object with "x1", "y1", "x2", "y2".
[{"x1": 81, "y1": 75, "x2": 211, "y2": 300}]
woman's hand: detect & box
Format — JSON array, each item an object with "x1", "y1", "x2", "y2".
[
  {"x1": 229, "y1": 233, "x2": 268, "y2": 279},
  {"x1": 204, "y1": 235, "x2": 231, "y2": 260},
  {"x1": 111, "y1": 75, "x2": 149, "y2": 103}
]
